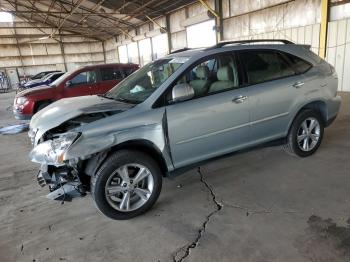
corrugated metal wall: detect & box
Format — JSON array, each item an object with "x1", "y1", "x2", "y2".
[
  {"x1": 110, "y1": 0, "x2": 322, "y2": 62},
  {"x1": 326, "y1": 18, "x2": 350, "y2": 91},
  {"x1": 101, "y1": 0, "x2": 350, "y2": 93},
  {"x1": 0, "y1": 18, "x2": 105, "y2": 77}
]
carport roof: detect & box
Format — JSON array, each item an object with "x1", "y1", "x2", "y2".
[{"x1": 1, "y1": 0, "x2": 197, "y2": 40}]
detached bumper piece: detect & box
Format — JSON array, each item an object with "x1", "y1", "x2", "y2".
[
  {"x1": 37, "y1": 165, "x2": 86, "y2": 202},
  {"x1": 37, "y1": 171, "x2": 49, "y2": 187}
]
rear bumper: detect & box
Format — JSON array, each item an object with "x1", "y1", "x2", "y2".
[
  {"x1": 326, "y1": 115, "x2": 337, "y2": 127},
  {"x1": 326, "y1": 95, "x2": 341, "y2": 127}
]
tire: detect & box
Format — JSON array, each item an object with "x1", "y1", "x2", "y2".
[
  {"x1": 36, "y1": 102, "x2": 50, "y2": 113},
  {"x1": 284, "y1": 109, "x2": 324, "y2": 157},
  {"x1": 91, "y1": 150, "x2": 162, "y2": 220}
]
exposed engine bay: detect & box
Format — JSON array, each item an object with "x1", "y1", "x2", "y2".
[
  {"x1": 31, "y1": 112, "x2": 111, "y2": 202},
  {"x1": 37, "y1": 164, "x2": 86, "y2": 201}
]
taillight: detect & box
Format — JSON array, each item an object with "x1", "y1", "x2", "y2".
[{"x1": 330, "y1": 65, "x2": 337, "y2": 78}]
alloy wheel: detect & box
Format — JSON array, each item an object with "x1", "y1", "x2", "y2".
[
  {"x1": 104, "y1": 164, "x2": 154, "y2": 212},
  {"x1": 297, "y1": 117, "x2": 321, "y2": 152}
]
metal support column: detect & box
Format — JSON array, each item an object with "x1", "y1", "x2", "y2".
[
  {"x1": 214, "y1": 0, "x2": 223, "y2": 43},
  {"x1": 13, "y1": 22, "x2": 25, "y2": 75},
  {"x1": 319, "y1": 0, "x2": 329, "y2": 59},
  {"x1": 58, "y1": 30, "x2": 68, "y2": 71},
  {"x1": 165, "y1": 14, "x2": 172, "y2": 53},
  {"x1": 101, "y1": 41, "x2": 106, "y2": 63}
]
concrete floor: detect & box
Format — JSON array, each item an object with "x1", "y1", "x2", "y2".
[{"x1": 0, "y1": 91, "x2": 349, "y2": 262}]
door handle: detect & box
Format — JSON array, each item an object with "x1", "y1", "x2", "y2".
[
  {"x1": 293, "y1": 81, "x2": 304, "y2": 88},
  {"x1": 232, "y1": 95, "x2": 248, "y2": 104}
]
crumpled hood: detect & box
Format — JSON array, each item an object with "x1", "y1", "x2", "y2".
[
  {"x1": 30, "y1": 95, "x2": 134, "y2": 133},
  {"x1": 16, "y1": 85, "x2": 52, "y2": 97}
]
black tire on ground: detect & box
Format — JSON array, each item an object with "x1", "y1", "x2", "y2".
[
  {"x1": 91, "y1": 150, "x2": 163, "y2": 220},
  {"x1": 35, "y1": 102, "x2": 50, "y2": 113},
  {"x1": 284, "y1": 109, "x2": 324, "y2": 157}
]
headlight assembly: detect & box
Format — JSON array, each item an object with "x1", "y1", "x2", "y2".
[
  {"x1": 16, "y1": 96, "x2": 28, "y2": 105},
  {"x1": 29, "y1": 132, "x2": 80, "y2": 166}
]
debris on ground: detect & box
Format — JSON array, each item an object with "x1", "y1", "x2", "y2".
[{"x1": 0, "y1": 123, "x2": 29, "y2": 135}]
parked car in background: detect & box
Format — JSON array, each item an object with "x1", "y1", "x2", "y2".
[
  {"x1": 13, "y1": 63, "x2": 139, "y2": 119},
  {"x1": 27, "y1": 39, "x2": 341, "y2": 220},
  {"x1": 19, "y1": 70, "x2": 62, "y2": 87},
  {"x1": 22, "y1": 72, "x2": 65, "y2": 89},
  {"x1": 30, "y1": 70, "x2": 62, "y2": 81}
]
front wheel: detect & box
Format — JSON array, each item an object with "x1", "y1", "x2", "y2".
[
  {"x1": 91, "y1": 150, "x2": 162, "y2": 220},
  {"x1": 284, "y1": 110, "x2": 324, "y2": 157},
  {"x1": 36, "y1": 102, "x2": 50, "y2": 113}
]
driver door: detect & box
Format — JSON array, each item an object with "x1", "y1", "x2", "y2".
[
  {"x1": 63, "y1": 69, "x2": 98, "y2": 98},
  {"x1": 166, "y1": 53, "x2": 251, "y2": 168}
]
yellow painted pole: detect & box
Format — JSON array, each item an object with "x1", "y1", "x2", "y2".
[
  {"x1": 319, "y1": 0, "x2": 329, "y2": 59},
  {"x1": 145, "y1": 15, "x2": 167, "y2": 33},
  {"x1": 198, "y1": 0, "x2": 220, "y2": 18}
]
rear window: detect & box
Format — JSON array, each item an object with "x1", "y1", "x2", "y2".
[
  {"x1": 283, "y1": 53, "x2": 312, "y2": 74},
  {"x1": 239, "y1": 50, "x2": 296, "y2": 85}
]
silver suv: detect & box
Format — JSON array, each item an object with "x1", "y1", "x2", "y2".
[{"x1": 28, "y1": 40, "x2": 341, "y2": 220}]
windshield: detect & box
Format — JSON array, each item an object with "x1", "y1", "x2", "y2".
[
  {"x1": 42, "y1": 73, "x2": 54, "y2": 81},
  {"x1": 32, "y1": 72, "x2": 47, "y2": 80},
  {"x1": 105, "y1": 57, "x2": 188, "y2": 104},
  {"x1": 50, "y1": 72, "x2": 70, "y2": 86}
]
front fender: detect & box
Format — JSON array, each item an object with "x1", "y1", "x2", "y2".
[{"x1": 64, "y1": 122, "x2": 174, "y2": 172}]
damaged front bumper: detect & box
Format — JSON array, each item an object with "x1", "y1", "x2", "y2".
[{"x1": 37, "y1": 164, "x2": 86, "y2": 201}]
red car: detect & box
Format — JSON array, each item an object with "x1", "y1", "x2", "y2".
[{"x1": 13, "y1": 63, "x2": 139, "y2": 120}]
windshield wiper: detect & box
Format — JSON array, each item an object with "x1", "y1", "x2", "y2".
[
  {"x1": 114, "y1": 97, "x2": 138, "y2": 104},
  {"x1": 98, "y1": 94, "x2": 137, "y2": 104},
  {"x1": 98, "y1": 94, "x2": 114, "y2": 100}
]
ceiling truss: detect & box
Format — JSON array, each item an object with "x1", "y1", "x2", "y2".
[{"x1": 0, "y1": 0, "x2": 197, "y2": 41}]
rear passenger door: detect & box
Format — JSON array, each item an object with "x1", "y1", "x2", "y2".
[
  {"x1": 166, "y1": 53, "x2": 251, "y2": 168},
  {"x1": 238, "y1": 50, "x2": 304, "y2": 142},
  {"x1": 96, "y1": 67, "x2": 124, "y2": 94}
]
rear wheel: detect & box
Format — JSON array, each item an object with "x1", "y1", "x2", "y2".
[
  {"x1": 91, "y1": 150, "x2": 162, "y2": 220},
  {"x1": 284, "y1": 110, "x2": 324, "y2": 157}
]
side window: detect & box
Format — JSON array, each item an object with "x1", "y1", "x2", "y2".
[
  {"x1": 100, "y1": 67, "x2": 123, "y2": 81},
  {"x1": 121, "y1": 67, "x2": 136, "y2": 78},
  {"x1": 70, "y1": 70, "x2": 97, "y2": 86},
  {"x1": 239, "y1": 51, "x2": 296, "y2": 85},
  {"x1": 169, "y1": 54, "x2": 241, "y2": 102},
  {"x1": 37, "y1": 72, "x2": 46, "y2": 79},
  {"x1": 283, "y1": 53, "x2": 312, "y2": 74},
  {"x1": 51, "y1": 74, "x2": 62, "y2": 81}
]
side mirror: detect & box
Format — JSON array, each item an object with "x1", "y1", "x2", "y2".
[
  {"x1": 65, "y1": 80, "x2": 72, "y2": 87},
  {"x1": 171, "y1": 83, "x2": 194, "y2": 103}
]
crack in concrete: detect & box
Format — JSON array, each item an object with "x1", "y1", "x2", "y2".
[
  {"x1": 224, "y1": 203, "x2": 272, "y2": 216},
  {"x1": 224, "y1": 202, "x2": 302, "y2": 217},
  {"x1": 173, "y1": 167, "x2": 223, "y2": 262}
]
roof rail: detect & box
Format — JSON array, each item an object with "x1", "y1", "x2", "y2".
[
  {"x1": 208, "y1": 39, "x2": 295, "y2": 49},
  {"x1": 170, "y1": 47, "x2": 192, "y2": 54}
]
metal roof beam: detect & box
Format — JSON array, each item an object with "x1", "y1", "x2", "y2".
[{"x1": 51, "y1": 0, "x2": 87, "y2": 36}]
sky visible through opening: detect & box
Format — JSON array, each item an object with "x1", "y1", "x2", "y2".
[{"x1": 0, "y1": 12, "x2": 13, "y2": 23}]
